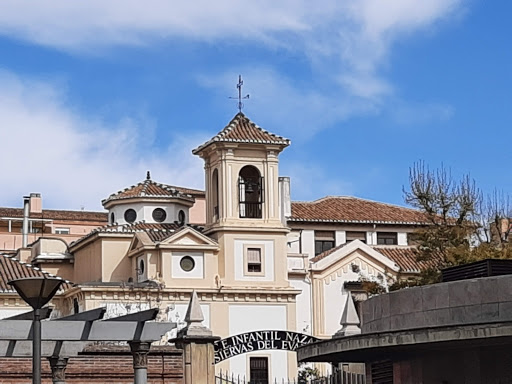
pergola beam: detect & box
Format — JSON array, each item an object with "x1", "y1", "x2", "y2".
[
  {"x1": 0, "y1": 340, "x2": 88, "y2": 357},
  {"x1": 0, "y1": 320, "x2": 175, "y2": 341},
  {"x1": 55, "y1": 307, "x2": 106, "y2": 322},
  {"x1": 4, "y1": 307, "x2": 53, "y2": 320}
]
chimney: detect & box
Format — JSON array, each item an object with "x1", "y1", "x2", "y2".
[
  {"x1": 29, "y1": 193, "x2": 42, "y2": 214},
  {"x1": 22, "y1": 196, "x2": 29, "y2": 248},
  {"x1": 279, "y1": 177, "x2": 291, "y2": 226}
]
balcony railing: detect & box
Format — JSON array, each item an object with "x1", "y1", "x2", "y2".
[{"x1": 239, "y1": 202, "x2": 262, "y2": 219}]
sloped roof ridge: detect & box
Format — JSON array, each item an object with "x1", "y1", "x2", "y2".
[
  {"x1": 102, "y1": 178, "x2": 195, "y2": 204},
  {"x1": 217, "y1": 112, "x2": 289, "y2": 141},
  {"x1": 294, "y1": 195, "x2": 419, "y2": 211},
  {"x1": 192, "y1": 112, "x2": 290, "y2": 154},
  {"x1": 0, "y1": 253, "x2": 73, "y2": 291}
]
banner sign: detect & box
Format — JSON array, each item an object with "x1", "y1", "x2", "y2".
[{"x1": 214, "y1": 330, "x2": 319, "y2": 363}]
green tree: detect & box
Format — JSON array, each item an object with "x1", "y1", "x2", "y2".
[{"x1": 403, "y1": 161, "x2": 512, "y2": 266}]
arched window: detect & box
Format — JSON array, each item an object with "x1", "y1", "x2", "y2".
[
  {"x1": 238, "y1": 165, "x2": 264, "y2": 218},
  {"x1": 212, "y1": 169, "x2": 219, "y2": 220}
]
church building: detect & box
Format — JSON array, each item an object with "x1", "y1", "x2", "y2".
[{"x1": 0, "y1": 112, "x2": 441, "y2": 382}]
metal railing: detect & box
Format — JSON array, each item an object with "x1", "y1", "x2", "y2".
[
  {"x1": 310, "y1": 371, "x2": 365, "y2": 384},
  {"x1": 215, "y1": 370, "x2": 365, "y2": 384}
]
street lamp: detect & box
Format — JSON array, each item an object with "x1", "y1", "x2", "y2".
[{"x1": 8, "y1": 277, "x2": 64, "y2": 384}]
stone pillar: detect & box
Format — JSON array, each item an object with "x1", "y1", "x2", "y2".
[
  {"x1": 172, "y1": 291, "x2": 220, "y2": 384},
  {"x1": 48, "y1": 357, "x2": 68, "y2": 384},
  {"x1": 129, "y1": 341, "x2": 151, "y2": 384}
]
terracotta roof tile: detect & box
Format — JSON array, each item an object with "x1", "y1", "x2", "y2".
[
  {"x1": 71, "y1": 222, "x2": 205, "y2": 246},
  {"x1": 102, "y1": 178, "x2": 197, "y2": 205},
  {"x1": 310, "y1": 243, "x2": 347, "y2": 263},
  {"x1": 192, "y1": 113, "x2": 290, "y2": 154},
  {"x1": 310, "y1": 243, "x2": 444, "y2": 273},
  {"x1": 290, "y1": 196, "x2": 430, "y2": 225},
  {"x1": 375, "y1": 247, "x2": 445, "y2": 273},
  {"x1": 0, "y1": 254, "x2": 72, "y2": 293},
  {"x1": 0, "y1": 208, "x2": 107, "y2": 222}
]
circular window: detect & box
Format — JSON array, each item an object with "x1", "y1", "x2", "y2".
[
  {"x1": 124, "y1": 209, "x2": 137, "y2": 223},
  {"x1": 152, "y1": 208, "x2": 167, "y2": 223},
  {"x1": 178, "y1": 210, "x2": 186, "y2": 225},
  {"x1": 138, "y1": 259, "x2": 145, "y2": 275},
  {"x1": 180, "y1": 256, "x2": 195, "y2": 272},
  {"x1": 110, "y1": 212, "x2": 115, "y2": 224}
]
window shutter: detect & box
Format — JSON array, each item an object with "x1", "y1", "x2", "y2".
[{"x1": 247, "y1": 248, "x2": 261, "y2": 263}]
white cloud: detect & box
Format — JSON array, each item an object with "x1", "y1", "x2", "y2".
[
  {"x1": 0, "y1": 1, "x2": 464, "y2": 101},
  {"x1": 0, "y1": 70, "x2": 205, "y2": 210}
]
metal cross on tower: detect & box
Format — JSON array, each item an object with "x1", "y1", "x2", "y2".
[{"x1": 230, "y1": 75, "x2": 249, "y2": 112}]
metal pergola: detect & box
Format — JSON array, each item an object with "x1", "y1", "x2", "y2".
[{"x1": 0, "y1": 307, "x2": 176, "y2": 384}]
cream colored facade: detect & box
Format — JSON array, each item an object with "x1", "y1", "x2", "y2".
[{"x1": 0, "y1": 113, "x2": 435, "y2": 381}]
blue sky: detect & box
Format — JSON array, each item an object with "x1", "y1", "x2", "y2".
[{"x1": 0, "y1": 0, "x2": 510, "y2": 211}]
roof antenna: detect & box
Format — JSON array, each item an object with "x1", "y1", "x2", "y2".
[
  {"x1": 146, "y1": 171, "x2": 151, "y2": 180},
  {"x1": 229, "y1": 75, "x2": 249, "y2": 113}
]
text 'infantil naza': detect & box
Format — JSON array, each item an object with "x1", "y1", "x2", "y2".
[{"x1": 214, "y1": 330, "x2": 319, "y2": 363}]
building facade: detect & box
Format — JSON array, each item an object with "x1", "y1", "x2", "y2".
[{"x1": 0, "y1": 112, "x2": 442, "y2": 382}]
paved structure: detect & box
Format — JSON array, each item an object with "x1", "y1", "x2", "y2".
[{"x1": 298, "y1": 274, "x2": 512, "y2": 383}]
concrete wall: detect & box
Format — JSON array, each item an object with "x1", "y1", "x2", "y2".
[{"x1": 361, "y1": 274, "x2": 512, "y2": 334}]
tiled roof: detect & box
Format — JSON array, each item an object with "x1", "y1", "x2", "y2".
[
  {"x1": 290, "y1": 196, "x2": 430, "y2": 225},
  {"x1": 0, "y1": 208, "x2": 108, "y2": 222},
  {"x1": 310, "y1": 243, "x2": 347, "y2": 263},
  {"x1": 310, "y1": 243, "x2": 445, "y2": 273},
  {"x1": 71, "y1": 221, "x2": 205, "y2": 246},
  {"x1": 102, "y1": 178, "x2": 197, "y2": 205},
  {"x1": 375, "y1": 247, "x2": 445, "y2": 273},
  {"x1": 192, "y1": 113, "x2": 290, "y2": 154},
  {"x1": 0, "y1": 254, "x2": 72, "y2": 293}
]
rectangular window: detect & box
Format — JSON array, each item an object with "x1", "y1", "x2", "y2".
[
  {"x1": 346, "y1": 231, "x2": 366, "y2": 243},
  {"x1": 250, "y1": 357, "x2": 269, "y2": 384},
  {"x1": 247, "y1": 248, "x2": 262, "y2": 273},
  {"x1": 55, "y1": 228, "x2": 70, "y2": 235},
  {"x1": 377, "y1": 232, "x2": 398, "y2": 245},
  {"x1": 314, "y1": 231, "x2": 335, "y2": 256}
]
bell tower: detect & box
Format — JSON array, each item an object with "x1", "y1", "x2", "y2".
[
  {"x1": 192, "y1": 113, "x2": 291, "y2": 287},
  {"x1": 193, "y1": 113, "x2": 290, "y2": 234}
]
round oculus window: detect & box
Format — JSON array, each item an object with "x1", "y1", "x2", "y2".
[
  {"x1": 152, "y1": 208, "x2": 167, "y2": 223},
  {"x1": 180, "y1": 256, "x2": 195, "y2": 272},
  {"x1": 178, "y1": 210, "x2": 186, "y2": 225},
  {"x1": 124, "y1": 209, "x2": 137, "y2": 223}
]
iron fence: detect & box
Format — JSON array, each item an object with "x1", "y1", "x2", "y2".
[{"x1": 215, "y1": 370, "x2": 365, "y2": 384}]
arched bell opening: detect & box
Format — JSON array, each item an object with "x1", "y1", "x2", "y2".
[
  {"x1": 212, "y1": 168, "x2": 219, "y2": 221},
  {"x1": 238, "y1": 165, "x2": 264, "y2": 218}
]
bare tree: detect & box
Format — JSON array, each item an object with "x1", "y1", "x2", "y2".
[{"x1": 404, "y1": 161, "x2": 512, "y2": 265}]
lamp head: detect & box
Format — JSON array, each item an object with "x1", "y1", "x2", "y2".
[{"x1": 8, "y1": 277, "x2": 64, "y2": 310}]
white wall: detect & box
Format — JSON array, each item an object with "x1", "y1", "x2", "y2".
[
  {"x1": 301, "y1": 230, "x2": 315, "y2": 259},
  {"x1": 398, "y1": 232, "x2": 408, "y2": 246},
  {"x1": 109, "y1": 202, "x2": 190, "y2": 225},
  {"x1": 287, "y1": 230, "x2": 301, "y2": 254},
  {"x1": 234, "y1": 240, "x2": 274, "y2": 282},
  {"x1": 229, "y1": 305, "x2": 288, "y2": 382},
  {"x1": 335, "y1": 231, "x2": 346, "y2": 246},
  {"x1": 366, "y1": 231, "x2": 377, "y2": 245},
  {"x1": 290, "y1": 277, "x2": 312, "y2": 335},
  {"x1": 171, "y1": 251, "x2": 204, "y2": 279}
]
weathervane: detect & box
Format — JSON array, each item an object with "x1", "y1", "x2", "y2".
[{"x1": 229, "y1": 75, "x2": 249, "y2": 112}]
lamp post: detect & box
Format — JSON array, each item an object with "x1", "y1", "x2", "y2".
[{"x1": 8, "y1": 277, "x2": 64, "y2": 384}]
